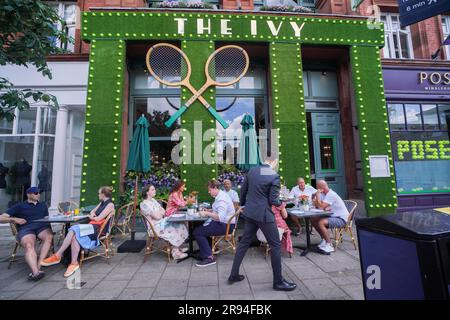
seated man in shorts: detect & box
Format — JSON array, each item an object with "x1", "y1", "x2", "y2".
[
  {"x1": 311, "y1": 180, "x2": 349, "y2": 254},
  {"x1": 0, "y1": 187, "x2": 53, "y2": 281}
]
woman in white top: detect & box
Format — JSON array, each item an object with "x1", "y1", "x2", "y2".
[{"x1": 140, "y1": 184, "x2": 189, "y2": 260}]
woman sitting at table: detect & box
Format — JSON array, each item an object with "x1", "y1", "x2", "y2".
[
  {"x1": 140, "y1": 184, "x2": 189, "y2": 260},
  {"x1": 41, "y1": 186, "x2": 115, "y2": 277},
  {"x1": 165, "y1": 180, "x2": 194, "y2": 217},
  {"x1": 272, "y1": 203, "x2": 293, "y2": 256}
]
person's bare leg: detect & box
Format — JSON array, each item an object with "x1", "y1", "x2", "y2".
[
  {"x1": 70, "y1": 237, "x2": 81, "y2": 265},
  {"x1": 21, "y1": 234, "x2": 39, "y2": 275},
  {"x1": 37, "y1": 229, "x2": 53, "y2": 269},
  {"x1": 316, "y1": 219, "x2": 331, "y2": 243},
  {"x1": 55, "y1": 230, "x2": 75, "y2": 257},
  {"x1": 290, "y1": 216, "x2": 302, "y2": 233}
]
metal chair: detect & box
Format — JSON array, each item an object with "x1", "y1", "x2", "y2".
[
  {"x1": 111, "y1": 202, "x2": 134, "y2": 237},
  {"x1": 211, "y1": 207, "x2": 242, "y2": 256},
  {"x1": 79, "y1": 210, "x2": 116, "y2": 268},
  {"x1": 333, "y1": 200, "x2": 358, "y2": 250},
  {"x1": 8, "y1": 223, "x2": 54, "y2": 269},
  {"x1": 141, "y1": 213, "x2": 172, "y2": 262}
]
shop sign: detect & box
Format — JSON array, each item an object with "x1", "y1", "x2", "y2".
[
  {"x1": 383, "y1": 68, "x2": 450, "y2": 94},
  {"x1": 398, "y1": 0, "x2": 450, "y2": 28}
]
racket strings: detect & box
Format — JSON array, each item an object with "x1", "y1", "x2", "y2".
[
  {"x1": 208, "y1": 47, "x2": 248, "y2": 84},
  {"x1": 148, "y1": 46, "x2": 188, "y2": 85}
]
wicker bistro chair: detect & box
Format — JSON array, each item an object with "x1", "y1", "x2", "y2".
[
  {"x1": 141, "y1": 213, "x2": 172, "y2": 262},
  {"x1": 332, "y1": 200, "x2": 358, "y2": 250},
  {"x1": 257, "y1": 227, "x2": 287, "y2": 258},
  {"x1": 8, "y1": 223, "x2": 55, "y2": 269},
  {"x1": 79, "y1": 210, "x2": 116, "y2": 268},
  {"x1": 211, "y1": 207, "x2": 243, "y2": 256},
  {"x1": 112, "y1": 202, "x2": 134, "y2": 237}
]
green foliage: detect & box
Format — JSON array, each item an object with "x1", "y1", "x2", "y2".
[{"x1": 0, "y1": 0, "x2": 71, "y2": 120}]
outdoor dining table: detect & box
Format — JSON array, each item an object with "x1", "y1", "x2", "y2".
[
  {"x1": 34, "y1": 214, "x2": 90, "y2": 266},
  {"x1": 286, "y1": 207, "x2": 332, "y2": 257},
  {"x1": 166, "y1": 211, "x2": 208, "y2": 263}
]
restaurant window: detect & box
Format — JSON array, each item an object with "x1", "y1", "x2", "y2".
[
  {"x1": 381, "y1": 13, "x2": 414, "y2": 59},
  {"x1": 442, "y1": 16, "x2": 450, "y2": 60},
  {"x1": 46, "y1": 1, "x2": 77, "y2": 52},
  {"x1": 0, "y1": 106, "x2": 57, "y2": 211},
  {"x1": 215, "y1": 63, "x2": 269, "y2": 165},
  {"x1": 387, "y1": 103, "x2": 450, "y2": 195}
]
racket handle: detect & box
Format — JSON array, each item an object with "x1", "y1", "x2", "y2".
[
  {"x1": 165, "y1": 106, "x2": 188, "y2": 128},
  {"x1": 208, "y1": 107, "x2": 229, "y2": 129}
]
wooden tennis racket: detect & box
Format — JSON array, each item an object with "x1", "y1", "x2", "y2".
[{"x1": 146, "y1": 43, "x2": 249, "y2": 129}]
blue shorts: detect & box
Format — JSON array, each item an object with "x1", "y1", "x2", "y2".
[
  {"x1": 327, "y1": 217, "x2": 347, "y2": 229},
  {"x1": 17, "y1": 223, "x2": 52, "y2": 242}
]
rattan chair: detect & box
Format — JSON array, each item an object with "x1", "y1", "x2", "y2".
[
  {"x1": 332, "y1": 200, "x2": 358, "y2": 250},
  {"x1": 257, "y1": 227, "x2": 287, "y2": 258},
  {"x1": 8, "y1": 223, "x2": 54, "y2": 269},
  {"x1": 141, "y1": 213, "x2": 172, "y2": 262},
  {"x1": 112, "y1": 202, "x2": 134, "y2": 237},
  {"x1": 79, "y1": 210, "x2": 116, "y2": 268},
  {"x1": 211, "y1": 207, "x2": 242, "y2": 256}
]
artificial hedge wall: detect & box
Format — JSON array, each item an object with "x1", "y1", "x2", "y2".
[
  {"x1": 80, "y1": 39, "x2": 125, "y2": 206},
  {"x1": 350, "y1": 46, "x2": 398, "y2": 215},
  {"x1": 80, "y1": 9, "x2": 396, "y2": 216}
]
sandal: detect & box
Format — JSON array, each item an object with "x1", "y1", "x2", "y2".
[{"x1": 28, "y1": 271, "x2": 45, "y2": 282}]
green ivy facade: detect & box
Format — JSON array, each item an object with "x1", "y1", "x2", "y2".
[{"x1": 80, "y1": 9, "x2": 397, "y2": 217}]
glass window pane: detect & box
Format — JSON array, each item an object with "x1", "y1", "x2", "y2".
[
  {"x1": 134, "y1": 97, "x2": 181, "y2": 138},
  {"x1": 36, "y1": 137, "x2": 54, "y2": 206},
  {"x1": 303, "y1": 71, "x2": 309, "y2": 97},
  {"x1": 64, "y1": 5, "x2": 77, "y2": 25},
  {"x1": 319, "y1": 136, "x2": 335, "y2": 170},
  {"x1": 422, "y1": 104, "x2": 439, "y2": 130},
  {"x1": 388, "y1": 104, "x2": 405, "y2": 130},
  {"x1": 400, "y1": 33, "x2": 411, "y2": 58},
  {"x1": 405, "y1": 104, "x2": 422, "y2": 130},
  {"x1": 0, "y1": 118, "x2": 13, "y2": 134},
  {"x1": 216, "y1": 97, "x2": 266, "y2": 164},
  {"x1": 0, "y1": 136, "x2": 34, "y2": 210},
  {"x1": 237, "y1": 65, "x2": 265, "y2": 89},
  {"x1": 438, "y1": 104, "x2": 450, "y2": 130},
  {"x1": 40, "y1": 107, "x2": 57, "y2": 134},
  {"x1": 310, "y1": 71, "x2": 338, "y2": 98},
  {"x1": 17, "y1": 108, "x2": 37, "y2": 134},
  {"x1": 393, "y1": 34, "x2": 401, "y2": 59}
]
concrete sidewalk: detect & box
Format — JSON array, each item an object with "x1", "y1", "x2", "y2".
[{"x1": 0, "y1": 221, "x2": 364, "y2": 300}]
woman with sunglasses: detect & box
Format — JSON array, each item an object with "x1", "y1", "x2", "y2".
[{"x1": 41, "y1": 186, "x2": 115, "y2": 277}]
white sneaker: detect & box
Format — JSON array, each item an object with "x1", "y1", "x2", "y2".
[
  {"x1": 318, "y1": 239, "x2": 326, "y2": 248},
  {"x1": 320, "y1": 243, "x2": 335, "y2": 254}
]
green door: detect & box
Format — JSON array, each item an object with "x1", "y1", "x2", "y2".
[{"x1": 310, "y1": 112, "x2": 347, "y2": 198}]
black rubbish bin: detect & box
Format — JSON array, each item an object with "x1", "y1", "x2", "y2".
[{"x1": 356, "y1": 209, "x2": 450, "y2": 300}]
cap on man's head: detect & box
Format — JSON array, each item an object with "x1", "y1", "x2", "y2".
[{"x1": 26, "y1": 187, "x2": 40, "y2": 194}]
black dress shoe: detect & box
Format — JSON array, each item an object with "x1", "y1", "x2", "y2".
[
  {"x1": 273, "y1": 279, "x2": 297, "y2": 291},
  {"x1": 228, "y1": 274, "x2": 245, "y2": 284}
]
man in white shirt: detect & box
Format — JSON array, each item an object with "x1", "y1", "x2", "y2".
[
  {"x1": 194, "y1": 180, "x2": 236, "y2": 267},
  {"x1": 311, "y1": 180, "x2": 349, "y2": 254},
  {"x1": 223, "y1": 179, "x2": 240, "y2": 209},
  {"x1": 289, "y1": 177, "x2": 317, "y2": 235}
]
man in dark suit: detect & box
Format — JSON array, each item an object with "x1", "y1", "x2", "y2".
[{"x1": 228, "y1": 158, "x2": 297, "y2": 291}]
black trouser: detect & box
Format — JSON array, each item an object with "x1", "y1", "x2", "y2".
[{"x1": 230, "y1": 216, "x2": 282, "y2": 284}]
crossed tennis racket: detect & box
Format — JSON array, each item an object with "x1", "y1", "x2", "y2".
[{"x1": 145, "y1": 43, "x2": 250, "y2": 129}]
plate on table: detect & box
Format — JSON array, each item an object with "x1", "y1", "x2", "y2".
[
  {"x1": 171, "y1": 213, "x2": 185, "y2": 218},
  {"x1": 310, "y1": 208, "x2": 325, "y2": 213},
  {"x1": 48, "y1": 215, "x2": 66, "y2": 220}
]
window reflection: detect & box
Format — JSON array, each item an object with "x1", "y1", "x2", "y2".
[{"x1": 319, "y1": 137, "x2": 335, "y2": 170}]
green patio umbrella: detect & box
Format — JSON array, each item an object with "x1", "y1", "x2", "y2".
[
  {"x1": 118, "y1": 115, "x2": 150, "y2": 252},
  {"x1": 237, "y1": 114, "x2": 262, "y2": 172}
]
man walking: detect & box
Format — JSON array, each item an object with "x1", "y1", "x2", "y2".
[{"x1": 228, "y1": 158, "x2": 297, "y2": 291}]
